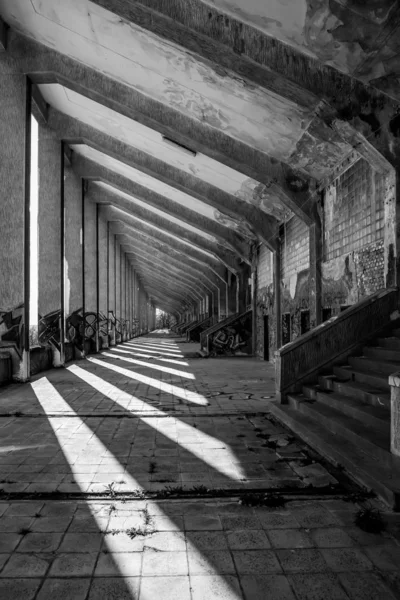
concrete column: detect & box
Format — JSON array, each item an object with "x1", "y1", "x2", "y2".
[
  {"x1": 84, "y1": 199, "x2": 97, "y2": 353},
  {"x1": 309, "y1": 214, "x2": 322, "y2": 329},
  {"x1": 115, "y1": 240, "x2": 121, "y2": 342},
  {"x1": 0, "y1": 72, "x2": 30, "y2": 380},
  {"x1": 96, "y1": 206, "x2": 108, "y2": 350},
  {"x1": 38, "y1": 122, "x2": 61, "y2": 325},
  {"x1": 389, "y1": 372, "x2": 400, "y2": 457},
  {"x1": 274, "y1": 243, "x2": 282, "y2": 349},
  {"x1": 252, "y1": 267, "x2": 257, "y2": 356},
  {"x1": 384, "y1": 169, "x2": 398, "y2": 287},
  {"x1": 227, "y1": 273, "x2": 237, "y2": 316},
  {"x1": 238, "y1": 265, "x2": 251, "y2": 314},
  {"x1": 107, "y1": 231, "x2": 116, "y2": 346},
  {"x1": 64, "y1": 167, "x2": 82, "y2": 355}
]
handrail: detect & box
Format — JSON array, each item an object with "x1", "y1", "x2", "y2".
[
  {"x1": 200, "y1": 312, "x2": 239, "y2": 351},
  {"x1": 186, "y1": 315, "x2": 215, "y2": 342},
  {"x1": 275, "y1": 287, "x2": 399, "y2": 402}
]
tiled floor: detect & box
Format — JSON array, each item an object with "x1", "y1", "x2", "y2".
[{"x1": 0, "y1": 332, "x2": 399, "y2": 599}]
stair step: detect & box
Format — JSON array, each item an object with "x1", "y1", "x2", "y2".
[
  {"x1": 329, "y1": 379, "x2": 390, "y2": 410},
  {"x1": 379, "y1": 336, "x2": 400, "y2": 350},
  {"x1": 314, "y1": 389, "x2": 389, "y2": 429},
  {"x1": 333, "y1": 365, "x2": 389, "y2": 391},
  {"x1": 349, "y1": 356, "x2": 398, "y2": 377},
  {"x1": 364, "y1": 345, "x2": 400, "y2": 362},
  {"x1": 269, "y1": 402, "x2": 400, "y2": 509},
  {"x1": 287, "y1": 396, "x2": 390, "y2": 465}
]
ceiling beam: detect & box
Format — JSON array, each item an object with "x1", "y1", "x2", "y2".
[
  {"x1": 8, "y1": 31, "x2": 318, "y2": 224},
  {"x1": 76, "y1": 157, "x2": 252, "y2": 258},
  {"x1": 122, "y1": 244, "x2": 212, "y2": 296},
  {"x1": 109, "y1": 219, "x2": 228, "y2": 284},
  {"x1": 122, "y1": 247, "x2": 207, "y2": 298},
  {"x1": 91, "y1": 0, "x2": 400, "y2": 109},
  {"x1": 123, "y1": 250, "x2": 213, "y2": 296},
  {"x1": 104, "y1": 206, "x2": 233, "y2": 278},
  {"x1": 49, "y1": 109, "x2": 279, "y2": 249}
]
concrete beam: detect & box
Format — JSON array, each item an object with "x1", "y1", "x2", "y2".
[
  {"x1": 86, "y1": 186, "x2": 246, "y2": 270},
  {"x1": 138, "y1": 275, "x2": 194, "y2": 306},
  {"x1": 103, "y1": 207, "x2": 236, "y2": 274},
  {"x1": 122, "y1": 246, "x2": 207, "y2": 297},
  {"x1": 120, "y1": 237, "x2": 224, "y2": 294},
  {"x1": 123, "y1": 252, "x2": 223, "y2": 303},
  {"x1": 49, "y1": 110, "x2": 278, "y2": 250},
  {"x1": 91, "y1": 0, "x2": 400, "y2": 112},
  {"x1": 110, "y1": 221, "x2": 228, "y2": 284},
  {"x1": 8, "y1": 32, "x2": 317, "y2": 224},
  {"x1": 122, "y1": 246, "x2": 212, "y2": 296},
  {"x1": 77, "y1": 157, "x2": 251, "y2": 259},
  {"x1": 132, "y1": 267, "x2": 200, "y2": 304},
  {"x1": 90, "y1": 0, "x2": 318, "y2": 110}
]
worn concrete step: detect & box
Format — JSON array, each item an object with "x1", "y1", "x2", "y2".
[
  {"x1": 287, "y1": 395, "x2": 390, "y2": 466},
  {"x1": 349, "y1": 356, "x2": 399, "y2": 377},
  {"x1": 364, "y1": 345, "x2": 400, "y2": 362},
  {"x1": 333, "y1": 364, "x2": 389, "y2": 391},
  {"x1": 269, "y1": 402, "x2": 400, "y2": 510},
  {"x1": 329, "y1": 378, "x2": 390, "y2": 410},
  {"x1": 313, "y1": 389, "x2": 389, "y2": 430},
  {"x1": 378, "y1": 336, "x2": 400, "y2": 350}
]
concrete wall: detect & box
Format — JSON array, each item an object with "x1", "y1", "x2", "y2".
[{"x1": 255, "y1": 157, "x2": 388, "y2": 361}]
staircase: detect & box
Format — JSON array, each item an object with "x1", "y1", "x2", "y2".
[{"x1": 271, "y1": 321, "x2": 400, "y2": 509}]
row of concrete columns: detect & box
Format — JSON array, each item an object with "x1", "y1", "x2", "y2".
[{"x1": 0, "y1": 75, "x2": 155, "y2": 381}]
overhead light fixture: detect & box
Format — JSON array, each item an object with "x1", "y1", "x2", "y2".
[{"x1": 162, "y1": 135, "x2": 197, "y2": 157}]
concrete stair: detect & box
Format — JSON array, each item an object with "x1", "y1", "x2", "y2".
[{"x1": 270, "y1": 323, "x2": 400, "y2": 509}]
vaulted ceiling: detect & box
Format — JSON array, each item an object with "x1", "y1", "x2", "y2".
[{"x1": 1, "y1": 0, "x2": 399, "y2": 315}]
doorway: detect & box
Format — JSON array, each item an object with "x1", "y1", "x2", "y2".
[{"x1": 263, "y1": 315, "x2": 269, "y2": 361}]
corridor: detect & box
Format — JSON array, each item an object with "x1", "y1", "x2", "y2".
[{"x1": 0, "y1": 333, "x2": 399, "y2": 599}]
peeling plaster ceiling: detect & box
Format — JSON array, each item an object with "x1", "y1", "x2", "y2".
[
  {"x1": 0, "y1": 0, "x2": 390, "y2": 310},
  {"x1": 199, "y1": 0, "x2": 400, "y2": 96}
]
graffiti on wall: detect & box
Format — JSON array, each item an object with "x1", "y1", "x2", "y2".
[
  {"x1": 0, "y1": 304, "x2": 24, "y2": 356},
  {"x1": 209, "y1": 311, "x2": 252, "y2": 357},
  {"x1": 38, "y1": 308, "x2": 113, "y2": 351}
]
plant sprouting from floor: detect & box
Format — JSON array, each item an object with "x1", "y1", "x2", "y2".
[
  {"x1": 126, "y1": 526, "x2": 148, "y2": 539},
  {"x1": 240, "y1": 492, "x2": 286, "y2": 508},
  {"x1": 104, "y1": 482, "x2": 117, "y2": 498},
  {"x1": 190, "y1": 485, "x2": 209, "y2": 494},
  {"x1": 354, "y1": 506, "x2": 386, "y2": 534}
]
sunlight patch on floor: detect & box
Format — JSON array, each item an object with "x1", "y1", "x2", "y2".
[
  {"x1": 88, "y1": 357, "x2": 208, "y2": 406},
  {"x1": 110, "y1": 347, "x2": 189, "y2": 366},
  {"x1": 123, "y1": 343, "x2": 183, "y2": 358},
  {"x1": 68, "y1": 364, "x2": 245, "y2": 480},
  {"x1": 102, "y1": 352, "x2": 195, "y2": 379},
  {"x1": 30, "y1": 375, "x2": 243, "y2": 597}
]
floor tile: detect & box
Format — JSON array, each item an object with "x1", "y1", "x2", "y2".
[
  {"x1": 36, "y1": 578, "x2": 91, "y2": 600},
  {"x1": 232, "y1": 550, "x2": 282, "y2": 574},
  {"x1": 240, "y1": 574, "x2": 296, "y2": 600},
  {"x1": 190, "y1": 575, "x2": 243, "y2": 600},
  {"x1": 140, "y1": 575, "x2": 191, "y2": 600}
]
